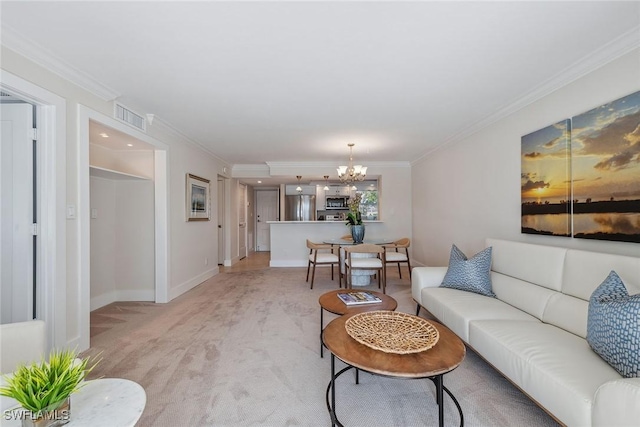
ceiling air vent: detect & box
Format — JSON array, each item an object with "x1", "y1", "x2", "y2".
[{"x1": 114, "y1": 102, "x2": 146, "y2": 132}]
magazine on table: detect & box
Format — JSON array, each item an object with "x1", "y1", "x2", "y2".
[{"x1": 337, "y1": 291, "x2": 382, "y2": 305}]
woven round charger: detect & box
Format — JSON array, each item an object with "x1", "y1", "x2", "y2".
[{"x1": 345, "y1": 310, "x2": 440, "y2": 354}]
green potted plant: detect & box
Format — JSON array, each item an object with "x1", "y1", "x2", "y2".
[
  {"x1": 346, "y1": 193, "x2": 365, "y2": 243},
  {"x1": 0, "y1": 349, "x2": 99, "y2": 427}
]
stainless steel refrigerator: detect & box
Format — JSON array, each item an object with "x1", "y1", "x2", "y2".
[{"x1": 285, "y1": 195, "x2": 316, "y2": 221}]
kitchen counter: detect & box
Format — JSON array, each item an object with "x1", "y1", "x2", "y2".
[
  {"x1": 268, "y1": 221, "x2": 389, "y2": 267},
  {"x1": 267, "y1": 220, "x2": 383, "y2": 224}
]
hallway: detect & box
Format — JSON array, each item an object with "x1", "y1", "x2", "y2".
[{"x1": 220, "y1": 251, "x2": 270, "y2": 272}]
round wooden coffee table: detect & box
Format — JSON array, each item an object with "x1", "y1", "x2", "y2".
[
  {"x1": 322, "y1": 313, "x2": 465, "y2": 427},
  {"x1": 318, "y1": 289, "x2": 397, "y2": 357}
]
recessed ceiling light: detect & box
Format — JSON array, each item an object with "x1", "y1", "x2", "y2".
[
  {"x1": 257, "y1": 180, "x2": 262, "y2": 184},
  {"x1": 99, "y1": 132, "x2": 109, "y2": 138},
  {"x1": 127, "y1": 143, "x2": 133, "y2": 147}
]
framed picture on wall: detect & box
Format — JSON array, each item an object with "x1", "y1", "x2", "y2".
[
  {"x1": 521, "y1": 119, "x2": 571, "y2": 237},
  {"x1": 186, "y1": 173, "x2": 210, "y2": 221},
  {"x1": 571, "y1": 90, "x2": 640, "y2": 243}
]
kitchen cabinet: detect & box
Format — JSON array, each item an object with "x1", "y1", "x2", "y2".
[
  {"x1": 285, "y1": 184, "x2": 316, "y2": 195},
  {"x1": 325, "y1": 185, "x2": 352, "y2": 196}
]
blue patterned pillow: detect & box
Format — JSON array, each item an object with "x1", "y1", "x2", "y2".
[
  {"x1": 440, "y1": 245, "x2": 495, "y2": 298},
  {"x1": 587, "y1": 271, "x2": 640, "y2": 378}
]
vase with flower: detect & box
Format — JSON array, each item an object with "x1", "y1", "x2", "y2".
[{"x1": 345, "y1": 193, "x2": 365, "y2": 243}]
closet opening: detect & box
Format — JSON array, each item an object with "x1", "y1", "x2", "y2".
[
  {"x1": 78, "y1": 105, "x2": 169, "y2": 351},
  {"x1": 89, "y1": 120, "x2": 155, "y2": 316}
]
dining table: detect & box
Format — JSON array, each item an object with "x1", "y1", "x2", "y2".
[{"x1": 323, "y1": 238, "x2": 394, "y2": 287}]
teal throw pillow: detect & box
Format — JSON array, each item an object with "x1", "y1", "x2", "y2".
[
  {"x1": 440, "y1": 244, "x2": 495, "y2": 298},
  {"x1": 587, "y1": 271, "x2": 640, "y2": 378}
]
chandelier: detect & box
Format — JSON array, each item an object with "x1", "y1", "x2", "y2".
[{"x1": 337, "y1": 143, "x2": 367, "y2": 184}]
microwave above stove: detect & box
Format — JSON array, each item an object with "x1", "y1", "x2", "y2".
[{"x1": 325, "y1": 196, "x2": 349, "y2": 209}]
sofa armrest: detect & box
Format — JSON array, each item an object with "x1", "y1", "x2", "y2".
[
  {"x1": 1, "y1": 320, "x2": 46, "y2": 374},
  {"x1": 411, "y1": 266, "x2": 448, "y2": 305},
  {"x1": 592, "y1": 378, "x2": 640, "y2": 427}
]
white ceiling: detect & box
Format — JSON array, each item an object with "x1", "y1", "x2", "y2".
[{"x1": 2, "y1": 1, "x2": 639, "y2": 171}]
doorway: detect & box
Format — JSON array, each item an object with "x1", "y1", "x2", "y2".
[
  {"x1": 78, "y1": 106, "x2": 168, "y2": 351},
  {"x1": 217, "y1": 176, "x2": 226, "y2": 265},
  {"x1": 239, "y1": 183, "x2": 247, "y2": 259},
  {"x1": 1, "y1": 102, "x2": 35, "y2": 323},
  {"x1": 88, "y1": 121, "x2": 155, "y2": 312},
  {"x1": 255, "y1": 189, "x2": 279, "y2": 251},
  {"x1": 0, "y1": 70, "x2": 67, "y2": 350}
]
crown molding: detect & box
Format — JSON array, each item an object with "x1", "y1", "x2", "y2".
[
  {"x1": 151, "y1": 117, "x2": 231, "y2": 167},
  {"x1": 2, "y1": 25, "x2": 121, "y2": 101},
  {"x1": 412, "y1": 24, "x2": 640, "y2": 165},
  {"x1": 266, "y1": 161, "x2": 410, "y2": 170}
]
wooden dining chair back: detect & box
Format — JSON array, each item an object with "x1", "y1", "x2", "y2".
[
  {"x1": 343, "y1": 244, "x2": 387, "y2": 293},
  {"x1": 384, "y1": 237, "x2": 412, "y2": 279},
  {"x1": 306, "y1": 239, "x2": 340, "y2": 289}
]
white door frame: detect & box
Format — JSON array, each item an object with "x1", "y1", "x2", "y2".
[
  {"x1": 0, "y1": 70, "x2": 67, "y2": 350},
  {"x1": 78, "y1": 105, "x2": 169, "y2": 351},
  {"x1": 238, "y1": 183, "x2": 247, "y2": 259},
  {"x1": 217, "y1": 176, "x2": 226, "y2": 265}
]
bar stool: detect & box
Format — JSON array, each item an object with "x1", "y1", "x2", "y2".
[
  {"x1": 343, "y1": 244, "x2": 387, "y2": 293},
  {"x1": 384, "y1": 237, "x2": 412, "y2": 279},
  {"x1": 306, "y1": 240, "x2": 340, "y2": 289}
]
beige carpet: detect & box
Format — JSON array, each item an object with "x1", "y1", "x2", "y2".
[{"x1": 82, "y1": 263, "x2": 560, "y2": 427}]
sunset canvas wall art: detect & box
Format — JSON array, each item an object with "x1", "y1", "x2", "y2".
[
  {"x1": 521, "y1": 119, "x2": 571, "y2": 237},
  {"x1": 571, "y1": 90, "x2": 640, "y2": 243}
]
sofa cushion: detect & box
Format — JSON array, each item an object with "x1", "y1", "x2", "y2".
[
  {"x1": 563, "y1": 249, "x2": 640, "y2": 300},
  {"x1": 421, "y1": 287, "x2": 537, "y2": 342},
  {"x1": 440, "y1": 245, "x2": 495, "y2": 297},
  {"x1": 587, "y1": 271, "x2": 640, "y2": 378},
  {"x1": 486, "y1": 238, "x2": 566, "y2": 292},
  {"x1": 469, "y1": 319, "x2": 621, "y2": 427},
  {"x1": 491, "y1": 272, "x2": 555, "y2": 321},
  {"x1": 542, "y1": 292, "x2": 589, "y2": 338}
]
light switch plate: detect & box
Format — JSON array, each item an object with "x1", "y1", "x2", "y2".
[{"x1": 66, "y1": 205, "x2": 76, "y2": 219}]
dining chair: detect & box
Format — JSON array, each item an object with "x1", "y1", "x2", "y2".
[
  {"x1": 332, "y1": 234, "x2": 354, "y2": 286},
  {"x1": 384, "y1": 237, "x2": 412, "y2": 279},
  {"x1": 343, "y1": 244, "x2": 387, "y2": 293},
  {"x1": 306, "y1": 239, "x2": 340, "y2": 289}
]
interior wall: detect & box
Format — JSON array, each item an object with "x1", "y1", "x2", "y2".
[
  {"x1": 115, "y1": 180, "x2": 155, "y2": 300},
  {"x1": 89, "y1": 176, "x2": 155, "y2": 310},
  {"x1": 89, "y1": 177, "x2": 116, "y2": 308},
  {"x1": 164, "y1": 139, "x2": 222, "y2": 300},
  {"x1": 411, "y1": 48, "x2": 640, "y2": 266},
  {"x1": 89, "y1": 144, "x2": 154, "y2": 178},
  {"x1": 1, "y1": 46, "x2": 231, "y2": 348}
]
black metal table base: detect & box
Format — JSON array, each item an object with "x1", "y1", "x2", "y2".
[
  {"x1": 326, "y1": 354, "x2": 464, "y2": 427},
  {"x1": 320, "y1": 307, "x2": 324, "y2": 357}
]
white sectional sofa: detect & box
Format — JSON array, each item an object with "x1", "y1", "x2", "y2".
[{"x1": 411, "y1": 238, "x2": 640, "y2": 427}]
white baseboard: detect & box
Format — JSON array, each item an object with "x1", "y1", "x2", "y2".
[
  {"x1": 117, "y1": 289, "x2": 155, "y2": 302},
  {"x1": 90, "y1": 289, "x2": 156, "y2": 311},
  {"x1": 90, "y1": 291, "x2": 118, "y2": 311},
  {"x1": 168, "y1": 267, "x2": 219, "y2": 301}
]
